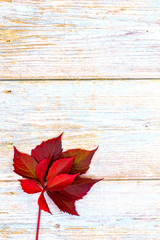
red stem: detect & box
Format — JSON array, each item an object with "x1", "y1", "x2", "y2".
[{"x1": 36, "y1": 207, "x2": 41, "y2": 240}]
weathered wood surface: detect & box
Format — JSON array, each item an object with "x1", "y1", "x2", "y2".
[
  {"x1": 0, "y1": 80, "x2": 160, "y2": 239},
  {"x1": 0, "y1": 0, "x2": 160, "y2": 79},
  {"x1": 0, "y1": 80, "x2": 160, "y2": 180},
  {"x1": 1, "y1": 180, "x2": 160, "y2": 240}
]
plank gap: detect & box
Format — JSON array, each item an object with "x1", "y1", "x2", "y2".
[
  {"x1": 0, "y1": 78, "x2": 160, "y2": 81},
  {"x1": 1, "y1": 178, "x2": 160, "y2": 183}
]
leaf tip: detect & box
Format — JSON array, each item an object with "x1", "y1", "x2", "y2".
[
  {"x1": 56, "y1": 132, "x2": 63, "y2": 140},
  {"x1": 92, "y1": 146, "x2": 99, "y2": 153},
  {"x1": 59, "y1": 132, "x2": 64, "y2": 137},
  {"x1": 75, "y1": 212, "x2": 80, "y2": 216},
  {"x1": 13, "y1": 146, "x2": 18, "y2": 155},
  {"x1": 95, "y1": 145, "x2": 99, "y2": 150}
]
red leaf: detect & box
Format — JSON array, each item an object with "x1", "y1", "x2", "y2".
[
  {"x1": 47, "y1": 156, "x2": 75, "y2": 183},
  {"x1": 31, "y1": 133, "x2": 63, "y2": 162},
  {"x1": 59, "y1": 177, "x2": 103, "y2": 200},
  {"x1": 38, "y1": 191, "x2": 52, "y2": 214},
  {"x1": 19, "y1": 179, "x2": 42, "y2": 194},
  {"x1": 36, "y1": 158, "x2": 51, "y2": 185},
  {"x1": 13, "y1": 134, "x2": 102, "y2": 218},
  {"x1": 47, "y1": 191, "x2": 79, "y2": 216},
  {"x1": 13, "y1": 147, "x2": 38, "y2": 180},
  {"x1": 61, "y1": 147, "x2": 98, "y2": 174},
  {"x1": 47, "y1": 174, "x2": 79, "y2": 191}
]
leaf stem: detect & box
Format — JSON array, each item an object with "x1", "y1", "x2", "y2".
[{"x1": 36, "y1": 206, "x2": 41, "y2": 240}]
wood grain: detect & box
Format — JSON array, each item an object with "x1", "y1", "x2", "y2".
[
  {"x1": 0, "y1": 80, "x2": 160, "y2": 181},
  {"x1": 0, "y1": 79, "x2": 160, "y2": 239},
  {"x1": 1, "y1": 180, "x2": 160, "y2": 239},
  {"x1": 0, "y1": 0, "x2": 160, "y2": 78}
]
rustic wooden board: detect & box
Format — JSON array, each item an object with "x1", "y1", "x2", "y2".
[
  {"x1": 0, "y1": 0, "x2": 160, "y2": 78},
  {"x1": 1, "y1": 180, "x2": 160, "y2": 239},
  {"x1": 0, "y1": 80, "x2": 160, "y2": 180},
  {"x1": 0, "y1": 79, "x2": 160, "y2": 239}
]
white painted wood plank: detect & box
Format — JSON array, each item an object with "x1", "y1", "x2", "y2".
[
  {"x1": 1, "y1": 79, "x2": 160, "y2": 239},
  {"x1": 0, "y1": 80, "x2": 160, "y2": 180},
  {"x1": 0, "y1": 0, "x2": 160, "y2": 78},
  {"x1": 1, "y1": 180, "x2": 160, "y2": 239}
]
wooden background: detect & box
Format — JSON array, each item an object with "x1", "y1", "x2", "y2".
[
  {"x1": 0, "y1": 0, "x2": 160, "y2": 79},
  {"x1": 0, "y1": 0, "x2": 160, "y2": 240}
]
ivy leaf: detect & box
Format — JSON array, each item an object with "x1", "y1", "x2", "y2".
[
  {"x1": 13, "y1": 134, "x2": 102, "y2": 216},
  {"x1": 13, "y1": 147, "x2": 38, "y2": 180},
  {"x1": 47, "y1": 173, "x2": 79, "y2": 191},
  {"x1": 38, "y1": 191, "x2": 52, "y2": 214},
  {"x1": 59, "y1": 176, "x2": 103, "y2": 200},
  {"x1": 36, "y1": 158, "x2": 51, "y2": 185},
  {"x1": 19, "y1": 179, "x2": 42, "y2": 194},
  {"x1": 61, "y1": 147, "x2": 98, "y2": 174},
  {"x1": 47, "y1": 191, "x2": 79, "y2": 216},
  {"x1": 31, "y1": 133, "x2": 63, "y2": 162},
  {"x1": 47, "y1": 156, "x2": 75, "y2": 183}
]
